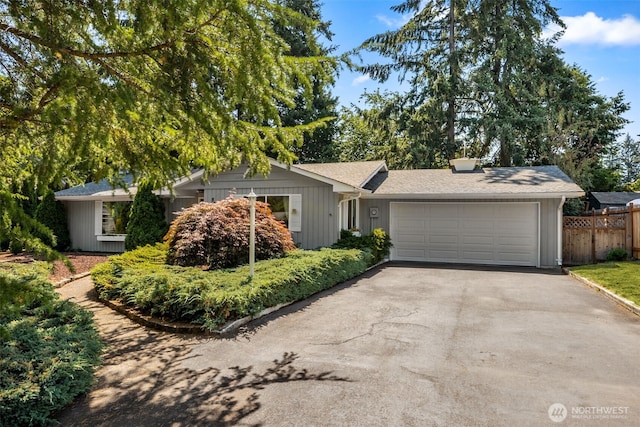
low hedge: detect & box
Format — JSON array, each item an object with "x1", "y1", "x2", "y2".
[
  {"x1": 92, "y1": 244, "x2": 372, "y2": 330},
  {"x1": 332, "y1": 228, "x2": 392, "y2": 264},
  {"x1": 0, "y1": 263, "x2": 102, "y2": 427}
]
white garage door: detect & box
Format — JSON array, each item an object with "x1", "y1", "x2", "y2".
[{"x1": 390, "y1": 202, "x2": 539, "y2": 266}]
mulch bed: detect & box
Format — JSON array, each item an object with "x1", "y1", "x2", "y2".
[{"x1": 0, "y1": 251, "x2": 110, "y2": 283}]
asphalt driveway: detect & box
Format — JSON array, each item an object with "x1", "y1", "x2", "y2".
[{"x1": 56, "y1": 263, "x2": 640, "y2": 426}]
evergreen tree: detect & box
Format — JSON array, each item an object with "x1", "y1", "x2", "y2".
[
  {"x1": 0, "y1": 0, "x2": 335, "y2": 256},
  {"x1": 34, "y1": 190, "x2": 71, "y2": 251},
  {"x1": 615, "y1": 134, "x2": 640, "y2": 185},
  {"x1": 125, "y1": 184, "x2": 168, "y2": 251},
  {"x1": 358, "y1": 0, "x2": 466, "y2": 167},
  {"x1": 353, "y1": 0, "x2": 629, "y2": 173},
  {"x1": 357, "y1": 0, "x2": 562, "y2": 167},
  {"x1": 535, "y1": 53, "x2": 629, "y2": 191},
  {"x1": 273, "y1": 0, "x2": 339, "y2": 163}
]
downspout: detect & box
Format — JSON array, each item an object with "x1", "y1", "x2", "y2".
[
  {"x1": 337, "y1": 199, "x2": 344, "y2": 236},
  {"x1": 557, "y1": 196, "x2": 566, "y2": 266}
]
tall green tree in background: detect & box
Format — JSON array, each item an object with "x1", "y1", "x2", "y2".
[
  {"x1": 351, "y1": 0, "x2": 628, "y2": 174},
  {"x1": 614, "y1": 134, "x2": 640, "y2": 186},
  {"x1": 357, "y1": 0, "x2": 468, "y2": 168},
  {"x1": 0, "y1": 0, "x2": 335, "y2": 255},
  {"x1": 273, "y1": 0, "x2": 339, "y2": 163},
  {"x1": 462, "y1": 0, "x2": 563, "y2": 166},
  {"x1": 335, "y1": 91, "x2": 413, "y2": 168},
  {"x1": 356, "y1": 0, "x2": 564, "y2": 168}
]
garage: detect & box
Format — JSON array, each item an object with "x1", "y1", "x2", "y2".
[{"x1": 390, "y1": 202, "x2": 539, "y2": 266}]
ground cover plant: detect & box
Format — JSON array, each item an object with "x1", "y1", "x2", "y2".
[
  {"x1": 571, "y1": 261, "x2": 640, "y2": 306},
  {"x1": 0, "y1": 263, "x2": 103, "y2": 427},
  {"x1": 92, "y1": 244, "x2": 372, "y2": 330}
]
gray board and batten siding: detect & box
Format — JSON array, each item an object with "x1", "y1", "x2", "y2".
[
  {"x1": 60, "y1": 167, "x2": 340, "y2": 252},
  {"x1": 199, "y1": 166, "x2": 340, "y2": 250},
  {"x1": 63, "y1": 200, "x2": 128, "y2": 252}
]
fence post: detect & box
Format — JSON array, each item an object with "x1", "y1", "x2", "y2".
[
  {"x1": 631, "y1": 202, "x2": 635, "y2": 259},
  {"x1": 591, "y1": 209, "x2": 596, "y2": 263}
]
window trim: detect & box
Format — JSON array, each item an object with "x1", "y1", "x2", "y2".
[
  {"x1": 240, "y1": 193, "x2": 302, "y2": 232},
  {"x1": 94, "y1": 199, "x2": 132, "y2": 240},
  {"x1": 340, "y1": 197, "x2": 360, "y2": 231},
  {"x1": 97, "y1": 234, "x2": 126, "y2": 242}
]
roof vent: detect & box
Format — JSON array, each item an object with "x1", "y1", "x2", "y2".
[{"x1": 449, "y1": 157, "x2": 480, "y2": 172}]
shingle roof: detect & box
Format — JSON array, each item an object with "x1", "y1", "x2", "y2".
[
  {"x1": 590, "y1": 192, "x2": 639, "y2": 205},
  {"x1": 54, "y1": 175, "x2": 135, "y2": 198},
  {"x1": 364, "y1": 165, "x2": 583, "y2": 198},
  {"x1": 55, "y1": 162, "x2": 583, "y2": 201},
  {"x1": 294, "y1": 160, "x2": 387, "y2": 189}
]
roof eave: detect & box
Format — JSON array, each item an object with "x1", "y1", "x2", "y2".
[
  {"x1": 362, "y1": 191, "x2": 585, "y2": 200},
  {"x1": 171, "y1": 169, "x2": 205, "y2": 189},
  {"x1": 55, "y1": 193, "x2": 135, "y2": 201},
  {"x1": 359, "y1": 161, "x2": 388, "y2": 188},
  {"x1": 270, "y1": 159, "x2": 366, "y2": 193}
]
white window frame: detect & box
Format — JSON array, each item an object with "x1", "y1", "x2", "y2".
[
  {"x1": 241, "y1": 193, "x2": 302, "y2": 232},
  {"x1": 95, "y1": 199, "x2": 132, "y2": 241},
  {"x1": 339, "y1": 197, "x2": 360, "y2": 231}
]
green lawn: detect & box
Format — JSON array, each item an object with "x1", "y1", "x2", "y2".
[{"x1": 571, "y1": 261, "x2": 640, "y2": 306}]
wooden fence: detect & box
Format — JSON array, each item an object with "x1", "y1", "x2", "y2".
[{"x1": 563, "y1": 204, "x2": 640, "y2": 265}]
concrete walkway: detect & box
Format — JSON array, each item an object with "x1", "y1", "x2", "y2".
[{"x1": 55, "y1": 264, "x2": 640, "y2": 426}]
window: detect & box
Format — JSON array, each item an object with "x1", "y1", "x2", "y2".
[
  {"x1": 95, "y1": 200, "x2": 132, "y2": 241},
  {"x1": 341, "y1": 198, "x2": 359, "y2": 231},
  {"x1": 243, "y1": 193, "x2": 302, "y2": 232},
  {"x1": 265, "y1": 195, "x2": 289, "y2": 225},
  {"x1": 347, "y1": 199, "x2": 357, "y2": 230}
]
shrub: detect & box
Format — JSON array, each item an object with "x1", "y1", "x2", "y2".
[
  {"x1": 165, "y1": 196, "x2": 296, "y2": 269},
  {"x1": 125, "y1": 183, "x2": 168, "y2": 251},
  {"x1": 92, "y1": 245, "x2": 371, "y2": 330},
  {"x1": 8, "y1": 231, "x2": 23, "y2": 254},
  {"x1": 0, "y1": 263, "x2": 102, "y2": 427},
  {"x1": 606, "y1": 248, "x2": 628, "y2": 262},
  {"x1": 369, "y1": 228, "x2": 392, "y2": 262},
  {"x1": 332, "y1": 228, "x2": 392, "y2": 264},
  {"x1": 34, "y1": 190, "x2": 71, "y2": 251}
]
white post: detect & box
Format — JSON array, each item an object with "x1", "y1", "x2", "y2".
[{"x1": 248, "y1": 188, "x2": 256, "y2": 278}]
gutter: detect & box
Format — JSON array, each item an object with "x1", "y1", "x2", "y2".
[{"x1": 361, "y1": 192, "x2": 584, "y2": 200}]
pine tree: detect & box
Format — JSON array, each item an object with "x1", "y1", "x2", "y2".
[
  {"x1": 357, "y1": 0, "x2": 563, "y2": 167},
  {"x1": 354, "y1": 0, "x2": 629, "y2": 171},
  {"x1": 125, "y1": 184, "x2": 168, "y2": 251},
  {"x1": 615, "y1": 134, "x2": 640, "y2": 185},
  {"x1": 34, "y1": 191, "x2": 71, "y2": 251},
  {"x1": 0, "y1": 0, "x2": 336, "y2": 254},
  {"x1": 273, "y1": 0, "x2": 339, "y2": 163}
]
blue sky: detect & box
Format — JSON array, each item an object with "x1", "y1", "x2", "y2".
[{"x1": 321, "y1": 0, "x2": 640, "y2": 140}]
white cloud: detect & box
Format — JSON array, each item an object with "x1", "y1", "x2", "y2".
[
  {"x1": 547, "y1": 12, "x2": 640, "y2": 46},
  {"x1": 376, "y1": 2, "x2": 436, "y2": 29},
  {"x1": 596, "y1": 76, "x2": 609, "y2": 83},
  {"x1": 375, "y1": 13, "x2": 411, "y2": 29},
  {"x1": 352, "y1": 75, "x2": 371, "y2": 86}
]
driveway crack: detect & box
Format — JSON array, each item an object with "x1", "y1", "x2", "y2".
[{"x1": 314, "y1": 309, "x2": 418, "y2": 346}]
